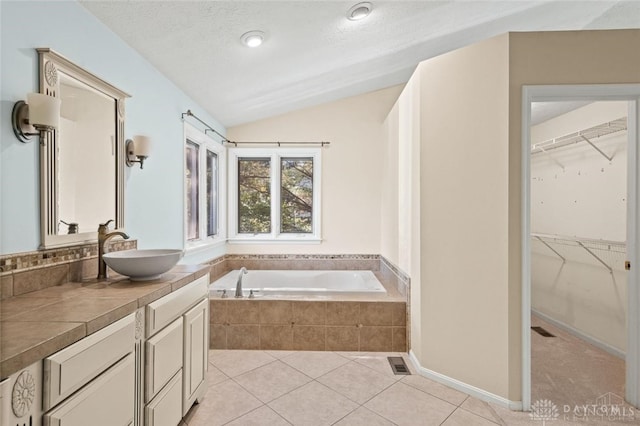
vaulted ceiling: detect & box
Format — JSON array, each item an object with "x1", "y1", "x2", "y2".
[{"x1": 80, "y1": 1, "x2": 640, "y2": 127}]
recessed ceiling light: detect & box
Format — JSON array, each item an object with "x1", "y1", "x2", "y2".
[
  {"x1": 347, "y1": 2, "x2": 372, "y2": 21},
  {"x1": 241, "y1": 31, "x2": 265, "y2": 48}
]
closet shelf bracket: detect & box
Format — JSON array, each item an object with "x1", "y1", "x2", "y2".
[
  {"x1": 535, "y1": 235, "x2": 566, "y2": 263},
  {"x1": 580, "y1": 135, "x2": 613, "y2": 162},
  {"x1": 539, "y1": 146, "x2": 565, "y2": 171},
  {"x1": 577, "y1": 241, "x2": 613, "y2": 274}
]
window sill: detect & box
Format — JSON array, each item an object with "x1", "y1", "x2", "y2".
[
  {"x1": 185, "y1": 238, "x2": 226, "y2": 254},
  {"x1": 227, "y1": 237, "x2": 322, "y2": 245}
]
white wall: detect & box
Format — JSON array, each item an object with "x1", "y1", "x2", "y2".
[
  {"x1": 227, "y1": 85, "x2": 403, "y2": 255},
  {"x1": 0, "y1": 1, "x2": 224, "y2": 256},
  {"x1": 531, "y1": 101, "x2": 628, "y2": 353}
]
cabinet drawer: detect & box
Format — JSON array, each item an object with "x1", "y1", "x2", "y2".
[
  {"x1": 44, "y1": 313, "x2": 135, "y2": 410},
  {"x1": 146, "y1": 275, "x2": 207, "y2": 337},
  {"x1": 145, "y1": 371, "x2": 182, "y2": 426},
  {"x1": 146, "y1": 317, "x2": 183, "y2": 402},
  {"x1": 43, "y1": 353, "x2": 135, "y2": 426}
]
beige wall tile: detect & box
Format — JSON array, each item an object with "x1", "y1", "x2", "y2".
[
  {"x1": 392, "y1": 327, "x2": 407, "y2": 352},
  {"x1": 210, "y1": 324, "x2": 227, "y2": 349},
  {"x1": 260, "y1": 301, "x2": 293, "y2": 324},
  {"x1": 210, "y1": 300, "x2": 227, "y2": 324},
  {"x1": 293, "y1": 326, "x2": 326, "y2": 351},
  {"x1": 69, "y1": 258, "x2": 99, "y2": 282},
  {"x1": 292, "y1": 301, "x2": 326, "y2": 325},
  {"x1": 326, "y1": 326, "x2": 359, "y2": 351},
  {"x1": 227, "y1": 325, "x2": 260, "y2": 349},
  {"x1": 260, "y1": 325, "x2": 293, "y2": 350},
  {"x1": 13, "y1": 264, "x2": 69, "y2": 296},
  {"x1": 227, "y1": 300, "x2": 260, "y2": 324},
  {"x1": 391, "y1": 303, "x2": 407, "y2": 326},
  {"x1": 360, "y1": 327, "x2": 392, "y2": 352},
  {"x1": 1, "y1": 274, "x2": 13, "y2": 299},
  {"x1": 360, "y1": 303, "x2": 393, "y2": 326},
  {"x1": 327, "y1": 302, "x2": 359, "y2": 326}
]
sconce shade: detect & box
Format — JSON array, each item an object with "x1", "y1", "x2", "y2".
[
  {"x1": 12, "y1": 93, "x2": 60, "y2": 143},
  {"x1": 27, "y1": 93, "x2": 60, "y2": 129},
  {"x1": 126, "y1": 135, "x2": 151, "y2": 169},
  {"x1": 133, "y1": 135, "x2": 151, "y2": 157}
]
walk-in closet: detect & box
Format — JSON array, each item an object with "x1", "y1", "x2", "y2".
[{"x1": 530, "y1": 101, "x2": 629, "y2": 407}]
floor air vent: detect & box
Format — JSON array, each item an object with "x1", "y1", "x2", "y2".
[
  {"x1": 388, "y1": 357, "x2": 411, "y2": 375},
  {"x1": 532, "y1": 326, "x2": 555, "y2": 337}
]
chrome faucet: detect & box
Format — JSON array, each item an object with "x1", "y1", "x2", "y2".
[
  {"x1": 97, "y1": 220, "x2": 130, "y2": 280},
  {"x1": 235, "y1": 267, "x2": 248, "y2": 298}
]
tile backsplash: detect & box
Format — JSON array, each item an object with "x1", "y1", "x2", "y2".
[{"x1": 0, "y1": 239, "x2": 137, "y2": 299}]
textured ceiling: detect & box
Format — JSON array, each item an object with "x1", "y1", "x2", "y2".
[{"x1": 80, "y1": 1, "x2": 640, "y2": 127}]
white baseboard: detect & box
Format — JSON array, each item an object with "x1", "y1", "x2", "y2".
[
  {"x1": 531, "y1": 309, "x2": 625, "y2": 360},
  {"x1": 408, "y1": 350, "x2": 523, "y2": 411}
]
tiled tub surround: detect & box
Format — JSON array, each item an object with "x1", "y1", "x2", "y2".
[
  {"x1": 210, "y1": 300, "x2": 407, "y2": 352},
  {"x1": 0, "y1": 263, "x2": 208, "y2": 379},
  {"x1": 207, "y1": 255, "x2": 410, "y2": 352},
  {"x1": 0, "y1": 239, "x2": 137, "y2": 299}
]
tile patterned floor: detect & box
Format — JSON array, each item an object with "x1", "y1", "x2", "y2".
[{"x1": 183, "y1": 350, "x2": 567, "y2": 426}]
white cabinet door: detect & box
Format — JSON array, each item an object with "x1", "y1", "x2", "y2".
[
  {"x1": 144, "y1": 371, "x2": 182, "y2": 426},
  {"x1": 182, "y1": 298, "x2": 208, "y2": 415},
  {"x1": 145, "y1": 317, "x2": 183, "y2": 402},
  {"x1": 43, "y1": 353, "x2": 135, "y2": 426}
]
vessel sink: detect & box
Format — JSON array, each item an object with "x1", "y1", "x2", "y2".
[{"x1": 103, "y1": 249, "x2": 184, "y2": 281}]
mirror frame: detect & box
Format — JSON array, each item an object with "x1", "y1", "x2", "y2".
[{"x1": 37, "y1": 48, "x2": 131, "y2": 248}]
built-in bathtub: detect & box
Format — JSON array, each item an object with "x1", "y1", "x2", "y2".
[
  {"x1": 208, "y1": 269, "x2": 407, "y2": 352},
  {"x1": 209, "y1": 269, "x2": 386, "y2": 298}
]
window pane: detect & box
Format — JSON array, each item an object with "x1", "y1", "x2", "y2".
[
  {"x1": 281, "y1": 158, "x2": 313, "y2": 233},
  {"x1": 238, "y1": 158, "x2": 271, "y2": 233},
  {"x1": 206, "y1": 150, "x2": 218, "y2": 237},
  {"x1": 185, "y1": 141, "x2": 199, "y2": 240}
]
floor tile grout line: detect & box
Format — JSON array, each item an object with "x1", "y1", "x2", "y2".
[
  {"x1": 456, "y1": 406, "x2": 503, "y2": 426},
  {"x1": 398, "y1": 376, "x2": 471, "y2": 408}
]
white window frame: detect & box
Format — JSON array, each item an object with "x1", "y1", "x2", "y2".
[
  {"x1": 184, "y1": 123, "x2": 227, "y2": 253},
  {"x1": 228, "y1": 147, "x2": 322, "y2": 243}
]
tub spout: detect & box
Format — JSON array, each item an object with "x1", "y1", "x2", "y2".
[{"x1": 235, "y1": 267, "x2": 248, "y2": 298}]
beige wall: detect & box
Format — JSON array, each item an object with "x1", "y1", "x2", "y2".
[
  {"x1": 382, "y1": 28, "x2": 639, "y2": 404},
  {"x1": 227, "y1": 85, "x2": 403, "y2": 254},
  {"x1": 419, "y1": 34, "x2": 512, "y2": 398},
  {"x1": 508, "y1": 29, "x2": 640, "y2": 400}
]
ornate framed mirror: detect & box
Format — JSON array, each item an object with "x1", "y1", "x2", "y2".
[{"x1": 38, "y1": 48, "x2": 130, "y2": 248}]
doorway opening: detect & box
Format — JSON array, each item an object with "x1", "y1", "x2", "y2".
[{"x1": 521, "y1": 85, "x2": 640, "y2": 413}]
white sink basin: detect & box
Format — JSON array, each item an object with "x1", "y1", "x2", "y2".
[{"x1": 103, "y1": 249, "x2": 184, "y2": 281}]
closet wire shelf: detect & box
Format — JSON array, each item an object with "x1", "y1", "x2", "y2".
[
  {"x1": 531, "y1": 117, "x2": 627, "y2": 157},
  {"x1": 531, "y1": 233, "x2": 626, "y2": 274}
]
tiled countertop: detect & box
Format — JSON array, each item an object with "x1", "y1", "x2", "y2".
[{"x1": 0, "y1": 264, "x2": 209, "y2": 379}]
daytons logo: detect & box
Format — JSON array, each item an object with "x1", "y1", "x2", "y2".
[{"x1": 530, "y1": 399, "x2": 559, "y2": 425}]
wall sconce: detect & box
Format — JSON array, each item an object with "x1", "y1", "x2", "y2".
[
  {"x1": 126, "y1": 135, "x2": 151, "y2": 169},
  {"x1": 12, "y1": 93, "x2": 61, "y2": 143}
]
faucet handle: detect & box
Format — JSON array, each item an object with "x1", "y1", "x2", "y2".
[{"x1": 98, "y1": 220, "x2": 114, "y2": 233}]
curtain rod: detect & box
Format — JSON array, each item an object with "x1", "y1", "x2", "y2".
[
  {"x1": 181, "y1": 109, "x2": 229, "y2": 144},
  {"x1": 225, "y1": 141, "x2": 330, "y2": 147},
  {"x1": 181, "y1": 109, "x2": 330, "y2": 147}
]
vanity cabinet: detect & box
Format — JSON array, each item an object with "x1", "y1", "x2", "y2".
[
  {"x1": 0, "y1": 273, "x2": 209, "y2": 426},
  {"x1": 42, "y1": 313, "x2": 136, "y2": 426},
  {"x1": 144, "y1": 274, "x2": 209, "y2": 424}
]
